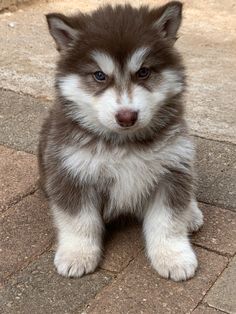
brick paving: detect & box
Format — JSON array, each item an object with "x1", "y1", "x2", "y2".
[
  {"x1": 0, "y1": 191, "x2": 53, "y2": 282},
  {"x1": 0, "y1": 0, "x2": 236, "y2": 313},
  {"x1": 0, "y1": 145, "x2": 38, "y2": 212},
  {"x1": 86, "y1": 248, "x2": 228, "y2": 314}
]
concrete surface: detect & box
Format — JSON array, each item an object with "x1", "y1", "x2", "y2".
[
  {"x1": 0, "y1": 0, "x2": 36, "y2": 12},
  {"x1": 205, "y1": 256, "x2": 236, "y2": 314},
  {"x1": 0, "y1": 191, "x2": 53, "y2": 281},
  {"x1": 0, "y1": 89, "x2": 50, "y2": 153},
  {"x1": 193, "y1": 304, "x2": 226, "y2": 314},
  {"x1": 191, "y1": 204, "x2": 236, "y2": 256},
  {"x1": 195, "y1": 137, "x2": 236, "y2": 210},
  {"x1": 101, "y1": 221, "x2": 144, "y2": 273},
  {"x1": 0, "y1": 252, "x2": 112, "y2": 314},
  {"x1": 0, "y1": 1, "x2": 236, "y2": 313},
  {"x1": 87, "y1": 248, "x2": 228, "y2": 314},
  {"x1": 0, "y1": 145, "x2": 38, "y2": 211}
]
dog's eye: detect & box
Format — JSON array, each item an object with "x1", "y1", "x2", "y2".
[
  {"x1": 136, "y1": 67, "x2": 150, "y2": 79},
  {"x1": 94, "y1": 71, "x2": 107, "y2": 82}
]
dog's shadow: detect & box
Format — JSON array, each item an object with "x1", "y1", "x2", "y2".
[{"x1": 100, "y1": 216, "x2": 143, "y2": 271}]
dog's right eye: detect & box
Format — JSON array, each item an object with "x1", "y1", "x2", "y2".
[{"x1": 93, "y1": 71, "x2": 107, "y2": 82}]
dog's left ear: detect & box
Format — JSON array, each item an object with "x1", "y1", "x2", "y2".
[
  {"x1": 153, "y1": 1, "x2": 183, "y2": 44},
  {"x1": 46, "y1": 13, "x2": 79, "y2": 52}
]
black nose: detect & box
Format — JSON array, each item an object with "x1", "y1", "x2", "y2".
[{"x1": 115, "y1": 110, "x2": 138, "y2": 127}]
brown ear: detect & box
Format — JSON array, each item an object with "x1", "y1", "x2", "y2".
[
  {"x1": 46, "y1": 13, "x2": 79, "y2": 52},
  {"x1": 153, "y1": 1, "x2": 183, "y2": 44}
]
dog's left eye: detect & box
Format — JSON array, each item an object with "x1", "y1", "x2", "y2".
[
  {"x1": 94, "y1": 71, "x2": 107, "y2": 82},
  {"x1": 136, "y1": 67, "x2": 150, "y2": 79}
]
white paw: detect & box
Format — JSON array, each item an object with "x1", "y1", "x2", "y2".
[
  {"x1": 149, "y1": 240, "x2": 198, "y2": 281},
  {"x1": 54, "y1": 246, "x2": 101, "y2": 278},
  {"x1": 188, "y1": 204, "x2": 204, "y2": 233}
]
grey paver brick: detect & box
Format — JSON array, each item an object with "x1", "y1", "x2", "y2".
[
  {"x1": 101, "y1": 221, "x2": 143, "y2": 273},
  {"x1": 0, "y1": 145, "x2": 38, "y2": 211},
  {"x1": 0, "y1": 252, "x2": 113, "y2": 314},
  {"x1": 205, "y1": 256, "x2": 236, "y2": 314},
  {"x1": 0, "y1": 191, "x2": 53, "y2": 281},
  {"x1": 192, "y1": 203, "x2": 236, "y2": 256},
  {"x1": 195, "y1": 137, "x2": 236, "y2": 210},
  {"x1": 0, "y1": 89, "x2": 28, "y2": 117},
  {"x1": 0, "y1": 89, "x2": 50, "y2": 153},
  {"x1": 87, "y1": 247, "x2": 228, "y2": 314},
  {"x1": 193, "y1": 304, "x2": 227, "y2": 313}
]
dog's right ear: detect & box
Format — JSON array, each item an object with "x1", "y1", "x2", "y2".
[
  {"x1": 152, "y1": 1, "x2": 183, "y2": 45},
  {"x1": 46, "y1": 13, "x2": 79, "y2": 52}
]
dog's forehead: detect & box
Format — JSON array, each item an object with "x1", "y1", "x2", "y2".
[
  {"x1": 76, "y1": 7, "x2": 156, "y2": 69},
  {"x1": 90, "y1": 47, "x2": 150, "y2": 75}
]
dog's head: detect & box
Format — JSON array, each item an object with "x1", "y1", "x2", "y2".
[{"x1": 47, "y1": 2, "x2": 185, "y2": 139}]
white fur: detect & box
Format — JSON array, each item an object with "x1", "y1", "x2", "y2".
[
  {"x1": 60, "y1": 134, "x2": 194, "y2": 221},
  {"x1": 58, "y1": 68, "x2": 184, "y2": 134},
  {"x1": 60, "y1": 142, "x2": 158, "y2": 219},
  {"x1": 54, "y1": 134, "x2": 200, "y2": 278},
  {"x1": 91, "y1": 51, "x2": 116, "y2": 75},
  {"x1": 59, "y1": 74, "x2": 94, "y2": 107},
  {"x1": 52, "y1": 204, "x2": 103, "y2": 277},
  {"x1": 127, "y1": 47, "x2": 150, "y2": 72},
  {"x1": 143, "y1": 192, "x2": 198, "y2": 281},
  {"x1": 186, "y1": 198, "x2": 204, "y2": 232}
]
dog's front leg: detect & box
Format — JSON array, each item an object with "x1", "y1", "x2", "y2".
[
  {"x1": 52, "y1": 201, "x2": 103, "y2": 278},
  {"x1": 143, "y1": 172, "x2": 198, "y2": 281}
]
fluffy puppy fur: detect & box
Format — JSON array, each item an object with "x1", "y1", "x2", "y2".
[{"x1": 38, "y1": 1, "x2": 203, "y2": 281}]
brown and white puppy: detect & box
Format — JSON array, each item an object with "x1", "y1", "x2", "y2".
[{"x1": 38, "y1": 1, "x2": 203, "y2": 281}]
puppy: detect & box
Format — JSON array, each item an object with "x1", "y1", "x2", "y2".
[{"x1": 38, "y1": 1, "x2": 203, "y2": 281}]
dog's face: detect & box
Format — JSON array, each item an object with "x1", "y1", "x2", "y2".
[{"x1": 47, "y1": 2, "x2": 185, "y2": 137}]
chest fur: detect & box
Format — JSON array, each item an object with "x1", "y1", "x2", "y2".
[
  {"x1": 59, "y1": 136, "x2": 193, "y2": 215},
  {"x1": 60, "y1": 145, "x2": 161, "y2": 210}
]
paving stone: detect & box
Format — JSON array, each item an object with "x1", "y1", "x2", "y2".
[
  {"x1": 0, "y1": 191, "x2": 53, "y2": 281},
  {"x1": 192, "y1": 203, "x2": 236, "y2": 256},
  {"x1": 0, "y1": 89, "x2": 28, "y2": 117},
  {"x1": 101, "y1": 220, "x2": 144, "y2": 273},
  {"x1": 0, "y1": 251, "x2": 112, "y2": 314},
  {"x1": 87, "y1": 247, "x2": 228, "y2": 314},
  {"x1": 205, "y1": 256, "x2": 236, "y2": 314},
  {"x1": 195, "y1": 137, "x2": 236, "y2": 210},
  {"x1": 193, "y1": 304, "x2": 226, "y2": 313},
  {"x1": 0, "y1": 89, "x2": 50, "y2": 153},
  {"x1": 0, "y1": 145, "x2": 38, "y2": 211}
]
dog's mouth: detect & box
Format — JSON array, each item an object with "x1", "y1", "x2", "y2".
[{"x1": 114, "y1": 121, "x2": 143, "y2": 133}]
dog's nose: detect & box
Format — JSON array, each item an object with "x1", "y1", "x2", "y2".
[{"x1": 115, "y1": 110, "x2": 138, "y2": 127}]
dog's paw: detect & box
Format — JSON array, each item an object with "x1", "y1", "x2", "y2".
[
  {"x1": 54, "y1": 246, "x2": 101, "y2": 277},
  {"x1": 188, "y1": 203, "x2": 204, "y2": 233},
  {"x1": 149, "y1": 241, "x2": 198, "y2": 281}
]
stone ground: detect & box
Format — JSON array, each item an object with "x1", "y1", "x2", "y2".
[{"x1": 0, "y1": 0, "x2": 235, "y2": 313}]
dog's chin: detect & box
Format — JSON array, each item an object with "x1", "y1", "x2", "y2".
[{"x1": 99, "y1": 120, "x2": 150, "y2": 136}]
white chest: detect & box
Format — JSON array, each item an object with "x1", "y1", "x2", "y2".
[
  {"x1": 60, "y1": 145, "x2": 161, "y2": 210},
  {"x1": 59, "y1": 136, "x2": 194, "y2": 215}
]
